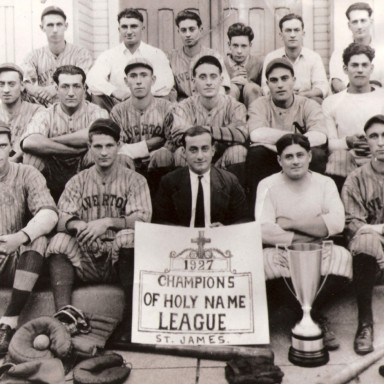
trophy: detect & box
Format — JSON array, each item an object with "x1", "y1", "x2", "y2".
[{"x1": 277, "y1": 241, "x2": 332, "y2": 367}]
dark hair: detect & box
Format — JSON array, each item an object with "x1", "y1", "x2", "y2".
[
  {"x1": 175, "y1": 9, "x2": 202, "y2": 27},
  {"x1": 279, "y1": 13, "x2": 304, "y2": 31},
  {"x1": 342, "y1": 42, "x2": 375, "y2": 66},
  {"x1": 364, "y1": 114, "x2": 384, "y2": 132},
  {"x1": 52, "y1": 65, "x2": 86, "y2": 85},
  {"x1": 227, "y1": 22, "x2": 254, "y2": 42},
  {"x1": 346, "y1": 2, "x2": 373, "y2": 19},
  {"x1": 89, "y1": 128, "x2": 119, "y2": 143},
  {"x1": 192, "y1": 55, "x2": 222, "y2": 77},
  {"x1": 117, "y1": 8, "x2": 144, "y2": 23},
  {"x1": 182, "y1": 126, "x2": 213, "y2": 147},
  {"x1": 276, "y1": 133, "x2": 310, "y2": 155}
]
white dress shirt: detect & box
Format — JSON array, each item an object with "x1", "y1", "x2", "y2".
[{"x1": 189, "y1": 169, "x2": 211, "y2": 227}]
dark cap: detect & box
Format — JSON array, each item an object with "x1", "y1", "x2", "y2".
[
  {"x1": 265, "y1": 58, "x2": 294, "y2": 78},
  {"x1": 0, "y1": 63, "x2": 23, "y2": 80},
  {"x1": 124, "y1": 57, "x2": 154, "y2": 75},
  {"x1": 0, "y1": 121, "x2": 11, "y2": 135},
  {"x1": 88, "y1": 118, "x2": 121, "y2": 141},
  {"x1": 364, "y1": 114, "x2": 384, "y2": 132},
  {"x1": 41, "y1": 6, "x2": 66, "y2": 21}
]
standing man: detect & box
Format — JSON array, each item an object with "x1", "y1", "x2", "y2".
[
  {"x1": 342, "y1": 114, "x2": 384, "y2": 355},
  {"x1": 47, "y1": 118, "x2": 152, "y2": 346},
  {"x1": 323, "y1": 43, "x2": 384, "y2": 191},
  {"x1": 330, "y1": 2, "x2": 384, "y2": 93},
  {"x1": 110, "y1": 58, "x2": 174, "y2": 196},
  {"x1": 261, "y1": 13, "x2": 329, "y2": 103},
  {"x1": 169, "y1": 9, "x2": 231, "y2": 101},
  {"x1": 247, "y1": 58, "x2": 327, "y2": 210},
  {"x1": 21, "y1": 6, "x2": 93, "y2": 106},
  {"x1": 153, "y1": 126, "x2": 249, "y2": 226},
  {"x1": 225, "y1": 22, "x2": 263, "y2": 108},
  {"x1": 0, "y1": 122, "x2": 58, "y2": 356},
  {"x1": 86, "y1": 8, "x2": 174, "y2": 112},
  {"x1": 0, "y1": 63, "x2": 43, "y2": 162},
  {"x1": 21, "y1": 65, "x2": 108, "y2": 202},
  {"x1": 170, "y1": 55, "x2": 248, "y2": 186}
]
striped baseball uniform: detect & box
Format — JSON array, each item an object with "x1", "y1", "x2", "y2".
[
  {"x1": 168, "y1": 46, "x2": 231, "y2": 100},
  {"x1": 21, "y1": 43, "x2": 93, "y2": 105},
  {"x1": 0, "y1": 100, "x2": 43, "y2": 154},
  {"x1": 110, "y1": 97, "x2": 174, "y2": 170},
  {"x1": 256, "y1": 171, "x2": 352, "y2": 280},
  {"x1": 342, "y1": 162, "x2": 384, "y2": 268},
  {"x1": 171, "y1": 94, "x2": 248, "y2": 168},
  {"x1": 47, "y1": 164, "x2": 152, "y2": 282}
]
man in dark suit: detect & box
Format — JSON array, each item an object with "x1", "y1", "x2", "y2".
[{"x1": 153, "y1": 126, "x2": 249, "y2": 226}]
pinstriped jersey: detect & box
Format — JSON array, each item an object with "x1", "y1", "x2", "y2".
[
  {"x1": 21, "y1": 43, "x2": 93, "y2": 87},
  {"x1": 171, "y1": 94, "x2": 248, "y2": 147},
  {"x1": 57, "y1": 164, "x2": 152, "y2": 240},
  {"x1": 0, "y1": 100, "x2": 43, "y2": 152},
  {"x1": 110, "y1": 97, "x2": 173, "y2": 144},
  {"x1": 0, "y1": 163, "x2": 56, "y2": 235}
]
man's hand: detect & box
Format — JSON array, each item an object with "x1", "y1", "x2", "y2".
[
  {"x1": 331, "y1": 78, "x2": 346, "y2": 94},
  {"x1": 35, "y1": 85, "x2": 57, "y2": 103},
  {"x1": 77, "y1": 219, "x2": 110, "y2": 246},
  {"x1": 0, "y1": 232, "x2": 29, "y2": 255},
  {"x1": 111, "y1": 89, "x2": 131, "y2": 102},
  {"x1": 346, "y1": 134, "x2": 365, "y2": 149},
  {"x1": 277, "y1": 217, "x2": 295, "y2": 231},
  {"x1": 71, "y1": 221, "x2": 87, "y2": 235}
]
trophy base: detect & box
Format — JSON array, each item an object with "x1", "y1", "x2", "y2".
[{"x1": 288, "y1": 332, "x2": 329, "y2": 367}]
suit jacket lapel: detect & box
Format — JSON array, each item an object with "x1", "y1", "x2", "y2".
[{"x1": 172, "y1": 167, "x2": 192, "y2": 226}]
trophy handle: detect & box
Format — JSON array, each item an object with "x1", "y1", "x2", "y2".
[
  {"x1": 275, "y1": 244, "x2": 297, "y2": 299},
  {"x1": 314, "y1": 240, "x2": 333, "y2": 300}
]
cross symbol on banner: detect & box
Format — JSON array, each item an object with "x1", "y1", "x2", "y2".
[{"x1": 191, "y1": 231, "x2": 211, "y2": 259}]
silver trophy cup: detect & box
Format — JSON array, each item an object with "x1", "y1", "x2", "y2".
[{"x1": 277, "y1": 241, "x2": 332, "y2": 367}]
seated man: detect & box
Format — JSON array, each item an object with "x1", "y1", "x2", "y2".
[
  {"x1": 0, "y1": 122, "x2": 58, "y2": 356},
  {"x1": 86, "y1": 8, "x2": 174, "y2": 112},
  {"x1": 247, "y1": 58, "x2": 328, "y2": 210},
  {"x1": 224, "y1": 22, "x2": 263, "y2": 108},
  {"x1": 256, "y1": 133, "x2": 352, "y2": 351},
  {"x1": 171, "y1": 55, "x2": 248, "y2": 186},
  {"x1": 153, "y1": 126, "x2": 249, "y2": 226},
  {"x1": 261, "y1": 13, "x2": 329, "y2": 103},
  {"x1": 21, "y1": 65, "x2": 108, "y2": 201},
  {"x1": 342, "y1": 114, "x2": 384, "y2": 355},
  {"x1": 21, "y1": 6, "x2": 93, "y2": 106},
  {"x1": 111, "y1": 57, "x2": 174, "y2": 196},
  {"x1": 323, "y1": 43, "x2": 384, "y2": 192},
  {"x1": 0, "y1": 63, "x2": 43, "y2": 162},
  {"x1": 47, "y1": 118, "x2": 152, "y2": 346},
  {"x1": 169, "y1": 9, "x2": 230, "y2": 101}
]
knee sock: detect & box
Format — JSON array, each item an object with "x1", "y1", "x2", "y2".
[
  {"x1": 49, "y1": 253, "x2": 75, "y2": 311},
  {"x1": 353, "y1": 253, "x2": 378, "y2": 325},
  {"x1": 1, "y1": 251, "x2": 44, "y2": 328}
]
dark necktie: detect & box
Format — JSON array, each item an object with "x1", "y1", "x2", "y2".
[{"x1": 194, "y1": 175, "x2": 205, "y2": 227}]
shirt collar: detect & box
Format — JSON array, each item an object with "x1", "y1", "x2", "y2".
[
  {"x1": 120, "y1": 41, "x2": 144, "y2": 55},
  {"x1": 189, "y1": 168, "x2": 211, "y2": 180}
]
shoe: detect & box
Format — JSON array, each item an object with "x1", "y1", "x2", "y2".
[
  {"x1": 354, "y1": 322, "x2": 374, "y2": 355},
  {"x1": 0, "y1": 324, "x2": 16, "y2": 357},
  {"x1": 318, "y1": 316, "x2": 340, "y2": 351}
]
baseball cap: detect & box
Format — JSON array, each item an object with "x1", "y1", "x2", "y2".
[
  {"x1": 88, "y1": 118, "x2": 121, "y2": 141},
  {"x1": 0, "y1": 63, "x2": 24, "y2": 80},
  {"x1": 265, "y1": 58, "x2": 294, "y2": 78},
  {"x1": 124, "y1": 57, "x2": 154, "y2": 75},
  {"x1": 41, "y1": 6, "x2": 67, "y2": 21},
  {"x1": 0, "y1": 121, "x2": 11, "y2": 135}
]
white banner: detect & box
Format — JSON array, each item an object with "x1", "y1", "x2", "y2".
[{"x1": 132, "y1": 221, "x2": 269, "y2": 345}]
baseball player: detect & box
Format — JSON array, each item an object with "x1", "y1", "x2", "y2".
[
  {"x1": 0, "y1": 121, "x2": 58, "y2": 357},
  {"x1": 47, "y1": 118, "x2": 152, "y2": 346},
  {"x1": 342, "y1": 114, "x2": 384, "y2": 355},
  {"x1": 21, "y1": 6, "x2": 93, "y2": 106},
  {"x1": 110, "y1": 57, "x2": 174, "y2": 196},
  {"x1": 21, "y1": 65, "x2": 108, "y2": 202},
  {"x1": 0, "y1": 63, "x2": 43, "y2": 162},
  {"x1": 225, "y1": 22, "x2": 263, "y2": 108},
  {"x1": 169, "y1": 9, "x2": 231, "y2": 101},
  {"x1": 170, "y1": 55, "x2": 248, "y2": 186}
]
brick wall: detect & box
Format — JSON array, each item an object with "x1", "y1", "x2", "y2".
[{"x1": 313, "y1": 0, "x2": 331, "y2": 74}]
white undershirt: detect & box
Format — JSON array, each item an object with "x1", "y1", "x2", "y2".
[{"x1": 189, "y1": 169, "x2": 211, "y2": 227}]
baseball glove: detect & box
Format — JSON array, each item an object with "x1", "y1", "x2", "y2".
[
  {"x1": 54, "y1": 305, "x2": 91, "y2": 336},
  {"x1": 73, "y1": 353, "x2": 131, "y2": 384}
]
